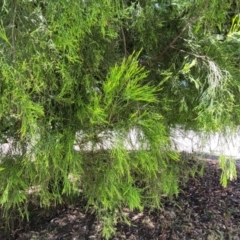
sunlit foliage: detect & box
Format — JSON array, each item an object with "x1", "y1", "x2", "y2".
[{"x1": 0, "y1": 0, "x2": 239, "y2": 238}]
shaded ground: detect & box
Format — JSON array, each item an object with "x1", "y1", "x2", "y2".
[{"x1": 1, "y1": 160, "x2": 240, "y2": 240}]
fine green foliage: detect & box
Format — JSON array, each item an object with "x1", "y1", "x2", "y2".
[
  {"x1": 219, "y1": 155, "x2": 237, "y2": 187},
  {"x1": 0, "y1": 0, "x2": 240, "y2": 238}
]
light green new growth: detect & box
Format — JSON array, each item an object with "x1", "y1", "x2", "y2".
[{"x1": 0, "y1": 0, "x2": 240, "y2": 238}]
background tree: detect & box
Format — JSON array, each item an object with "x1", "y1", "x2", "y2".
[{"x1": 0, "y1": 0, "x2": 239, "y2": 238}]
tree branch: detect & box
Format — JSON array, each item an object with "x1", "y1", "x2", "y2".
[
  {"x1": 139, "y1": 0, "x2": 211, "y2": 66},
  {"x1": 121, "y1": 26, "x2": 127, "y2": 56}
]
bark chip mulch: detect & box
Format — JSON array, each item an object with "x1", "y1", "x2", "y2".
[{"x1": 1, "y1": 160, "x2": 240, "y2": 239}]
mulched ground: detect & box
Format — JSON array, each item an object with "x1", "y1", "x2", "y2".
[{"x1": 1, "y1": 160, "x2": 240, "y2": 240}]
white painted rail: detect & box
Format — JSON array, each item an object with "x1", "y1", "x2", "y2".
[{"x1": 1, "y1": 128, "x2": 240, "y2": 161}]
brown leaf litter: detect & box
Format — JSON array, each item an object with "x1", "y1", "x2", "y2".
[{"x1": 1, "y1": 160, "x2": 240, "y2": 240}]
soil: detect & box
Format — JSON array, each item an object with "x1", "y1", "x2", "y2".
[{"x1": 1, "y1": 159, "x2": 240, "y2": 240}]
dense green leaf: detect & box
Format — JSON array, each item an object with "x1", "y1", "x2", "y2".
[{"x1": 0, "y1": 0, "x2": 240, "y2": 238}]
